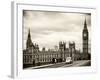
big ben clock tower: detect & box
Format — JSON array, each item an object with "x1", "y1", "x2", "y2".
[{"x1": 83, "y1": 19, "x2": 88, "y2": 55}]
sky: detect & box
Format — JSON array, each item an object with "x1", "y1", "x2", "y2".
[{"x1": 23, "y1": 10, "x2": 91, "y2": 52}]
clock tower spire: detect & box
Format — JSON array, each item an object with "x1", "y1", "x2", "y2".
[{"x1": 84, "y1": 18, "x2": 87, "y2": 29}]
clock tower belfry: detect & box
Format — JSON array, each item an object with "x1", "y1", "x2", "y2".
[{"x1": 83, "y1": 18, "x2": 88, "y2": 55}]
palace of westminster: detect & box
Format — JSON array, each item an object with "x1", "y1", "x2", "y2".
[{"x1": 23, "y1": 19, "x2": 91, "y2": 68}]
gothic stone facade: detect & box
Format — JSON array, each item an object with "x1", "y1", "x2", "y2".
[{"x1": 23, "y1": 30, "x2": 76, "y2": 68}]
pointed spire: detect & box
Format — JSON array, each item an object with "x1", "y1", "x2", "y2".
[
  {"x1": 84, "y1": 17, "x2": 87, "y2": 29},
  {"x1": 28, "y1": 28, "x2": 31, "y2": 38},
  {"x1": 84, "y1": 18, "x2": 87, "y2": 25},
  {"x1": 26, "y1": 28, "x2": 33, "y2": 48}
]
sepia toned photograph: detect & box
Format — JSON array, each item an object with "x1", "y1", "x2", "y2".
[{"x1": 23, "y1": 10, "x2": 91, "y2": 69}]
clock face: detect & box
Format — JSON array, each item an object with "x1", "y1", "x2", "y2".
[{"x1": 83, "y1": 33, "x2": 87, "y2": 37}]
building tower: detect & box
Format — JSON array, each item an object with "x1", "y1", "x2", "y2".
[
  {"x1": 59, "y1": 41, "x2": 66, "y2": 61},
  {"x1": 69, "y1": 42, "x2": 75, "y2": 62},
  {"x1": 26, "y1": 29, "x2": 33, "y2": 49},
  {"x1": 83, "y1": 18, "x2": 88, "y2": 55}
]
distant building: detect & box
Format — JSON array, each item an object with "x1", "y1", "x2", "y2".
[
  {"x1": 74, "y1": 49, "x2": 81, "y2": 61},
  {"x1": 23, "y1": 30, "x2": 71, "y2": 68},
  {"x1": 69, "y1": 42, "x2": 75, "y2": 61}
]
